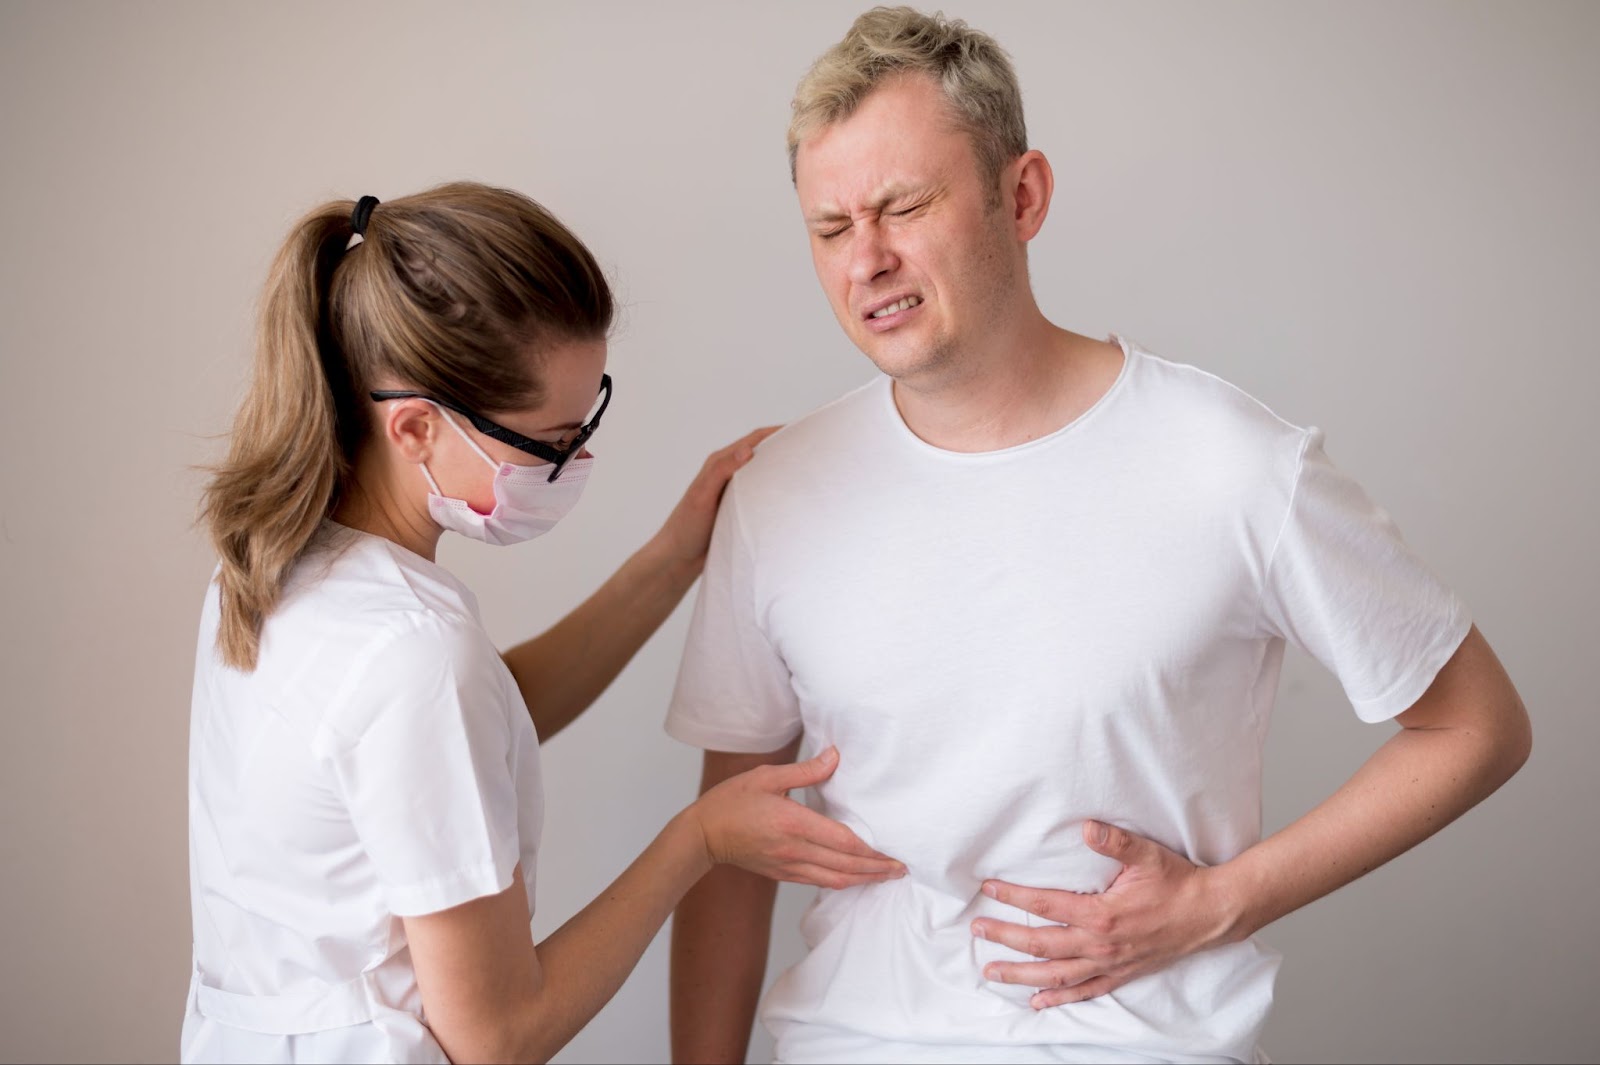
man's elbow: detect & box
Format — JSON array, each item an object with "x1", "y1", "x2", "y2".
[
  {"x1": 1499, "y1": 695, "x2": 1533, "y2": 782},
  {"x1": 1467, "y1": 691, "x2": 1533, "y2": 798}
]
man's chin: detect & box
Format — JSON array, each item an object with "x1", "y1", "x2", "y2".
[{"x1": 854, "y1": 335, "x2": 947, "y2": 383}]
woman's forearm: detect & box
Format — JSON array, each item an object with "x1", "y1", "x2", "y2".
[
  {"x1": 516, "y1": 813, "x2": 712, "y2": 1061},
  {"x1": 502, "y1": 537, "x2": 700, "y2": 742}
]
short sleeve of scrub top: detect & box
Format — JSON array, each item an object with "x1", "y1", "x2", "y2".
[{"x1": 322, "y1": 611, "x2": 524, "y2": 917}]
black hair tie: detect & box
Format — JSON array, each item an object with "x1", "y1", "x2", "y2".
[{"x1": 351, "y1": 195, "x2": 380, "y2": 236}]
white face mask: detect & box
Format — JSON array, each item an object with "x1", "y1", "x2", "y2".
[{"x1": 419, "y1": 403, "x2": 593, "y2": 546}]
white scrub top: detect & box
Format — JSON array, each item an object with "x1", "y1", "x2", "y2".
[{"x1": 182, "y1": 522, "x2": 543, "y2": 1064}]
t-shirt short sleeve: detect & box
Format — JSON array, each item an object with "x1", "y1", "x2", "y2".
[
  {"x1": 1258, "y1": 428, "x2": 1473, "y2": 723},
  {"x1": 666, "y1": 480, "x2": 804, "y2": 752},
  {"x1": 325, "y1": 613, "x2": 522, "y2": 917}
]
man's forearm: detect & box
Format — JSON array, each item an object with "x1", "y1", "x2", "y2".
[
  {"x1": 1215, "y1": 627, "x2": 1531, "y2": 940},
  {"x1": 1216, "y1": 711, "x2": 1527, "y2": 940},
  {"x1": 671, "y1": 745, "x2": 800, "y2": 1063},
  {"x1": 671, "y1": 864, "x2": 778, "y2": 1064}
]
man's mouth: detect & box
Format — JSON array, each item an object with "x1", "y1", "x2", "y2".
[{"x1": 865, "y1": 294, "x2": 923, "y2": 320}]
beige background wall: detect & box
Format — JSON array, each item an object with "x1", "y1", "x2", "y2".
[{"x1": 2, "y1": 2, "x2": 1596, "y2": 1062}]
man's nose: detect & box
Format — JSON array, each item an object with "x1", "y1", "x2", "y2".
[{"x1": 848, "y1": 221, "x2": 898, "y2": 286}]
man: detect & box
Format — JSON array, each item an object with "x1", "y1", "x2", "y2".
[{"x1": 666, "y1": 7, "x2": 1530, "y2": 1063}]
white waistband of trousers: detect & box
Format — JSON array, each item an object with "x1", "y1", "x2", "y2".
[{"x1": 190, "y1": 965, "x2": 384, "y2": 1035}]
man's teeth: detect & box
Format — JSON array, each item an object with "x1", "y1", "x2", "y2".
[{"x1": 871, "y1": 296, "x2": 921, "y2": 319}]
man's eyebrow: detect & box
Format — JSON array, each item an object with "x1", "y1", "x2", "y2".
[{"x1": 805, "y1": 184, "x2": 926, "y2": 225}]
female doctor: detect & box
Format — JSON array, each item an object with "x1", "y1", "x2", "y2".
[{"x1": 185, "y1": 182, "x2": 903, "y2": 1063}]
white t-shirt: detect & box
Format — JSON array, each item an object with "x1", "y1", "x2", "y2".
[
  {"x1": 666, "y1": 336, "x2": 1471, "y2": 1064},
  {"x1": 182, "y1": 523, "x2": 542, "y2": 1064}
]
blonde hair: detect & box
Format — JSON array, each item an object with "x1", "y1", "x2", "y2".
[
  {"x1": 787, "y1": 6, "x2": 1028, "y2": 203},
  {"x1": 200, "y1": 182, "x2": 613, "y2": 671}
]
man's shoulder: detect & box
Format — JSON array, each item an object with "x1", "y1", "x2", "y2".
[
  {"x1": 1124, "y1": 339, "x2": 1308, "y2": 452},
  {"x1": 730, "y1": 374, "x2": 886, "y2": 487}
]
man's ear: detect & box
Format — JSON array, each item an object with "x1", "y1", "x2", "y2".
[{"x1": 1008, "y1": 149, "x2": 1054, "y2": 243}]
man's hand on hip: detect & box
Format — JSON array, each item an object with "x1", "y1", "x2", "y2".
[{"x1": 971, "y1": 819, "x2": 1242, "y2": 1009}]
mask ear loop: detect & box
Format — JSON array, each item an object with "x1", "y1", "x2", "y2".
[
  {"x1": 419, "y1": 463, "x2": 448, "y2": 496},
  {"x1": 428, "y1": 401, "x2": 501, "y2": 468},
  {"x1": 416, "y1": 401, "x2": 501, "y2": 498}
]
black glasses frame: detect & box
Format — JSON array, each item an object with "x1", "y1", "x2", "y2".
[{"x1": 370, "y1": 373, "x2": 611, "y2": 483}]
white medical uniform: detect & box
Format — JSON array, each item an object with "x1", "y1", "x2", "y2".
[
  {"x1": 667, "y1": 336, "x2": 1471, "y2": 1063},
  {"x1": 183, "y1": 522, "x2": 542, "y2": 1063}
]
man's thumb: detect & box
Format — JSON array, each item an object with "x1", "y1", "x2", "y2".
[{"x1": 1084, "y1": 819, "x2": 1137, "y2": 860}]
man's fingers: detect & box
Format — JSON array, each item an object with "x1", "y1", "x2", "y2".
[
  {"x1": 1083, "y1": 819, "x2": 1167, "y2": 867},
  {"x1": 981, "y1": 958, "x2": 1102, "y2": 991},
  {"x1": 982, "y1": 880, "x2": 1098, "y2": 925},
  {"x1": 971, "y1": 918, "x2": 1084, "y2": 960},
  {"x1": 1028, "y1": 974, "x2": 1123, "y2": 1009}
]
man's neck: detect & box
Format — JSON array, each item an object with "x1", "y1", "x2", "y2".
[{"x1": 890, "y1": 317, "x2": 1123, "y2": 454}]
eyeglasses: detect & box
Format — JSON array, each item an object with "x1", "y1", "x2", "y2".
[{"x1": 370, "y1": 373, "x2": 612, "y2": 483}]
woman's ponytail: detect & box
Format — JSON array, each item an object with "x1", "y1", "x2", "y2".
[{"x1": 200, "y1": 203, "x2": 357, "y2": 671}]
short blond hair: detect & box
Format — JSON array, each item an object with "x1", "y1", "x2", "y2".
[{"x1": 787, "y1": 6, "x2": 1028, "y2": 202}]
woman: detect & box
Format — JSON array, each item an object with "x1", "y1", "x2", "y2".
[{"x1": 185, "y1": 182, "x2": 903, "y2": 1063}]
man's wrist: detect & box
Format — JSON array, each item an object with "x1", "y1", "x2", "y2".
[{"x1": 1201, "y1": 856, "x2": 1269, "y2": 946}]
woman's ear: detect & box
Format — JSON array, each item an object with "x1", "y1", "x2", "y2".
[{"x1": 382, "y1": 399, "x2": 437, "y2": 465}]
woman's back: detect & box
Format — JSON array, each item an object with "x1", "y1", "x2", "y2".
[{"x1": 183, "y1": 524, "x2": 543, "y2": 1063}]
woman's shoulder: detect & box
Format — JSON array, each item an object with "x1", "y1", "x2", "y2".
[
  {"x1": 281, "y1": 522, "x2": 483, "y2": 623},
  {"x1": 232, "y1": 525, "x2": 510, "y2": 748}
]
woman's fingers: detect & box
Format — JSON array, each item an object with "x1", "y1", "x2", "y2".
[
  {"x1": 704, "y1": 425, "x2": 782, "y2": 476},
  {"x1": 654, "y1": 426, "x2": 784, "y2": 567},
  {"x1": 763, "y1": 752, "x2": 904, "y2": 868},
  {"x1": 720, "y1": 425, "x2": 783, "y2": 460},
  {"x1": 700, "y1": 746, "x2": 906, "y2": 882},
  {"x1": 678, "y1": 426, "x2": 784, "y2": 512},
  {"x1": 775, "y1": 861, "x2": 901, "y2": 890},
  {"x1": 788, "y1": 806, "x2": 895, "y2": 861},
  {"x1": 763, "y1": 745, "x2": 840, "y2": 791},
  {"x1": 726, "y1": 422, "x2": 780, "y2": 450},
  {"x1": 743, "y1": 424, "x2": 784, "y2": 448},
  {"x1": 787, "y1": 840, "x2": 905, "y2": 878},
  {"x1": 706, "y1": 425, "x2": 782, "y2": 482}
]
